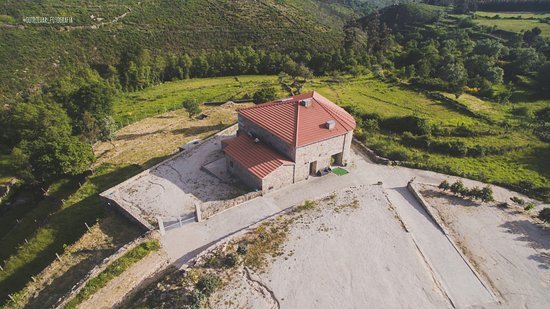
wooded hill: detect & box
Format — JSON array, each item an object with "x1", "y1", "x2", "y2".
[{"x1": 0, "y1": 0, "x2": 379, "y2": 101}]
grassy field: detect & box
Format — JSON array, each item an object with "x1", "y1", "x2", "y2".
[
  {"x1": 306, "y1": 75, "x2": 549, "y2": 194},
  {"x1": 112, "y1": 75, "x2": 281, "y2": 126},
  {"x1": 471, "y1": 11, "x2": 550, "y2": 36}
]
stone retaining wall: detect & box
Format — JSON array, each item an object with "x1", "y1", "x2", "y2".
[
  {"x1": 54, "y1": 231, "x2": 160, "y2": 309},
  {"x1": 199, "y1": 191, "x2": 263, "y2": 220},
  {"x1": 352, "y1": 138, "x2": 400, "y2": 165}
]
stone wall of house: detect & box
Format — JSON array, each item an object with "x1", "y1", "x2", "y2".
[
  {"x1": 262, "y1": 164, "x2": 295, "y2": 193},
  {"x1": 226, "y1": 156, "x2": 262, "y2": 191},
  {"x1": 294, "y1": 132, "x2": 352, "y2": 182},
  {"x1": 238, "y1": 115, "x2": 295, "y2": 160}
]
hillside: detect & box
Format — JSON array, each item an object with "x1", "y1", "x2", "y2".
[{"x1": 0, "y1": 0, "x2": 357, "y2": 101}]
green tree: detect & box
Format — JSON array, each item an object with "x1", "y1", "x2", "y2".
[
  {"x1": 182, "y1": 99, "x2": 202, "y2": 118},
  {"x1": 535, "y1": 62, "x2": 550, "y2": 97},
  {"x1": 253, "y1": 87, "x2": 278, "y2": 104},
  {"x1": 509, "y1": 48, "x2": 542, "y2": 75}
]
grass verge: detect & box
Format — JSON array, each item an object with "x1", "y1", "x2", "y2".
[{"x1": 65, "y1": 239, "x2": 160, "y2": 309}]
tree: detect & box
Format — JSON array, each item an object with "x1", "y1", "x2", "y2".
[
  {"x1": 535, "y1": 62, "x2": 550, "y2": 96},
  {"x1": 253, "y1": 87, "x2": 278, "y2": 104},
  {"x1": 473, "y1": 39, "x2": 506, "y2": 58},
  {"x1": 15, "y1": 135, "x2": 94, "y2": 182},
  {"x1": 182, "y1": 99, "x2": 202, "y2": 118},
  {"x1": 509, "y1": 48, "x2": 542, "y2": 75}
]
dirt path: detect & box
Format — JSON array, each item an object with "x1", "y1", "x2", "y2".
[{"x1": 78, "y1": 249, "x2": 170, "y2": 309}]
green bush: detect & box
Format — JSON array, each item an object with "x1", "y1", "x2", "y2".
[
  {"x1": 196, "y1": 274, "x2": 221, "y2": 297},
  {"x1": 524, "y1": 203, "x2": 535, "y2": 211},
  {"x1": 438, "y1": 180, "x2": 450, "y2": 191},
  {"x1": 510, "y1": 196, "x2": 525, "y2": 205},
  {"x1": 252, "y1": 87, "x2": 277, "y2": 104},
  {"x1": 538, "y1": 208, "x2": 550, "y2": 222},
  {"x1": 224, "y1": 253, "x2": 238, "y2": 268},
  {"x1": 182, "y1": 100, "x2": 202, "y2": 118},
  {"x1": 380, "y1": 115, "x2": 431, "y2": 135}
]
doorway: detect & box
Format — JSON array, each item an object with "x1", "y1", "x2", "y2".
[{"x1": 309, "y1": 161, "x2": 317, "y2": 175}]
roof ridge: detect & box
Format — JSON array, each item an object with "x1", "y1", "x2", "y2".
[
  {"x1": 293, "y1": 99, "x2": 300, "y2": 147},
  {"x1": 312, "y1": 92, "x2": 356, "y2": 130}
]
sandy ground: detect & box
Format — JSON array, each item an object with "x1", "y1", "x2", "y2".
[
  {"x1": 418, "y1": 184, "x2": 550, "y2": 309},
  {"x1": 102, "y1": 126, "x2": 244, "y2": 226},
  {"x1": 209, "y1": 185, "x2": 452, "y2": 308},
  {"x1": 79, "y1": 249, "x2": 170, "y2": 309}
]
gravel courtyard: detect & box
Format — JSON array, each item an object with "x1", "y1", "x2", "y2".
[{"x1": 101, "y1": 125, "x2": 244, "y2": 227}]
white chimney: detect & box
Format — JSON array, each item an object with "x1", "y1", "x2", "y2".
[
  {"x1": 300, "y1": 99, "x2": 312, "y2": 107},
  {"x1": 326, "y1": 119, "x2": 336, "y2": 130}
]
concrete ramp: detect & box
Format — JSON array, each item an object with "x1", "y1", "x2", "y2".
[{"x1": 385, "y1": 187, "x2": 496, "y2": 308}]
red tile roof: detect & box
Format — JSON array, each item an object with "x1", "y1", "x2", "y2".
[
  {"x1": 222, "y1": 135, "x2": 294, "y2": 179},
  {"x1": 238, "y1": 91, "x2": 356, "y2": 147}
]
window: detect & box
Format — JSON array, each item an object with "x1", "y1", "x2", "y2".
[{"x1": 230, "y1": 160, "x2": 234, "y2": 168}]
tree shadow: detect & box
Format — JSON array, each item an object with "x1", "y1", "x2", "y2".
[{"x1": 499, "y1": 219, "x2": 550, "y2": 269}]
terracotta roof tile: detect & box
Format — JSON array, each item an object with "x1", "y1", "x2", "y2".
[
  {"x1": 238, "y1": 91, "x2": 355, "y2": 147},
  {"x1": 222, "y1": 135, "x2": 293, "y2": 179}
]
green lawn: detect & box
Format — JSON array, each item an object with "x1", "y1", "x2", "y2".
[
  {"x1": 307, "y1": 75, "x2": 549, "y2": 197},
  {"x1": 472, "y1": 11, "x2": 550, "y2": 37},
  {"x1": 475, "y1": 11, "x2": 550, "y2": 19},
  {"x1": 112, "y1": 75, "x2": 281, "y2": 126}
]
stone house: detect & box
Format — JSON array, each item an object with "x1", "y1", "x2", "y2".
[{"x1": 222, "y1": 91, "x2": 356, "y2": 193}]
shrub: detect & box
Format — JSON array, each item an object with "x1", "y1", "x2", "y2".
[
  {"x1": 196, "y1": 274, "x2": 221, "y2": 297},
  {"x1": 252, "y1": 87, "x2": 277, "y2": 104},
  {"x1": 380, "y1": 115, "x2": 431, "y2": 135},
  {"x1": 524, "y1": 203, "x2": 535, "y2": 211},
  {"x1": 438, "y1": 180, "x2": 450, "y2": 191},
  {"x1": 237, "y1": 244, "x2": 248, "y2": 255},
  {"x1": 182, "y1": 99, "x2": 202, "y2": 118},
  {"x1": 480, "y1": 186, "x2": 494, "y2": 203},
  {"x1": 510, "y1": 196, "x2": 525, "y2": 205},
  {"x1": 450, "y1": 180, "x2": 465, "y2": 195},
  {"x1": 538, "y1": 208, "x2": 550, "y2": 222},
  {"x1": 224, "y1": 253, "x2": 238, "y2": 268}
]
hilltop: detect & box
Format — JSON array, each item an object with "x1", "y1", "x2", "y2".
[{"x1": 0, "y1": 0, "x2": 364, "y2": 100}]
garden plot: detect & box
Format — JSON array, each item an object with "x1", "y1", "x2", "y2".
[{"x1": 101, "y1": 125, "x2": 244, "y2": 227}]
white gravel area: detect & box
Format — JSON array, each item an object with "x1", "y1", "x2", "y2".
[
  {"x1": 210, "y1": 185, "x2": 451, "y2": 308},
  {"x1": 102, "y1": 126, "x2": 243, "y2": 225}
]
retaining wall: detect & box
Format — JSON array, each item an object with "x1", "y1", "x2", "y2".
[{"x1": 54, "y1": 231, "x2": 160, "y2": 309}]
